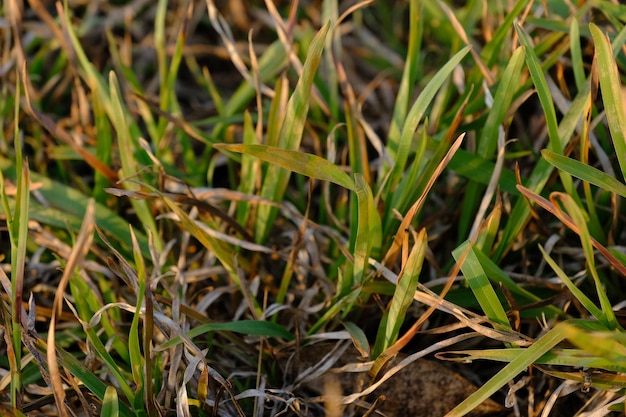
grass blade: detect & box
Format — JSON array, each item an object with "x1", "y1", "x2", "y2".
[
  {"x1": 590, "y1": 23, "x2": 626, "y2": 181},
  {"x1": 254, "y1": 22, "x2": 330, "y2": 243},
  {"x1": 374, "y1": 229, "x2": 426, "y2": 357},
  {"x1": 160, "y1": 320, "x2": 295, "y2": 349},
  {"x1": 101, "y1": 386, "x2": 120, "y2": 417},
  {"x1": 383, "y1": 46, "x2": 471, "y2": 199},
  {"x1": 542, "y1": 149, "x2": 626, "y2": 197},
  {"x1": 453, "y1": 242, "x2": 511, "y2": 330},
  {"x1": 215, "y1": 143, "x2": 355, "y2": 191},
  {"x1": 446, "y1": 319, "x2": 601, "y2": 416}
]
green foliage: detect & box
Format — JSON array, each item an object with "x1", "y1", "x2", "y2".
[{"x1": 3, "y1": 1, "x2": 626, "y2": 416}]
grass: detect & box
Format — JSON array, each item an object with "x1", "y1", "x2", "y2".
[{"x1": 2, "y1": 0, "x2": 626, "y2": 416}]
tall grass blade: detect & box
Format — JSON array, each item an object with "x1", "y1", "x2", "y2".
[
  {"x1": 590, "y1": 23, "x2": 626, "y2": 181},
  {"x1": 374, "y1": 229, "x2": 426, "y2": 357},
  {"x1": 108, "y1": 72, "x2": 163, "y2": 252},
  {"x1": 383, "y1": 46, "x2": 471, "y2": 199},
  {"x1": 254, "y1": 22, "x2": 329, "y2": 243},
  {"x1": 381, "y1": 0, "x2": 423, "y2": 180}
]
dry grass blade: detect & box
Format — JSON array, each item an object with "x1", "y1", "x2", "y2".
[{"x1": 46, "y1": 199, "x2": 95, "y2": 417}]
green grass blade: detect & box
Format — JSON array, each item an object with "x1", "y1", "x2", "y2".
[
  {"x1": 53, "y1": 343, "x2": 134, "y2": 417},
  {"x1": 443, "y1": 348, "x2": 626, "y2": 372},
  {"x1": 215, "y1": 143, "x2": 355, "y2": 191},
  {"x1": 539, "y1": 245, "x2": 605, "y2": 322},
  {"x1": 555, "y1": 194, "x2": 618, "y2": 328},
  {"x1": 128, "y1": 227, "x2": 146, "y2": 388},
  {"x1": 374, "y1": 229, "x2": 426, "y2": 357},
  {"x1": 570, "y1": 19, "x2": 585, "y2": 91},
  {"x1": 542, "y1": 149, "x2": 626, "y2": 197},
  {"x1": 236, "y1": 112, "x2": 258, "y2": 225},
  {"x1": 446, "y1": 319, "x2": 597, "y2": 416},
  {"x1": 254, "y1": 22, "x2": 330, "y2": 243},
  {"x1": 590, "y1": 23, "x2": 626, "y2": 181},
  {"x1": 101, "y1": 386, "x2": 120, "y2": 417},
  {"x1": 563, "y1": 326, "x2": 626, "y2": 365},
  {"x1": 382, "y1": 0, "x2": 423, "y2": 180},
  {"x1": 384, "y1": 46, "x2": 471, "y2": 199},
  {"x1": 352, "y1": 174, "x2": 378, "y2": 290},
  {"x1": 108, "y1": 72, "x2": 163, "y2": 252},
  {"x1": 460, "y1": 46, "x2": 526, "y2": 238},
  {"x1": 453, "y1": 241, "x2": 511, "y2": 329},
  {"x1": 160, "y1": 320, "x2": 294, "y2": 349},
  {"x1": 493, "y1": 79, "x2": 590, "y2": 260},
  {"x1": 0, "y1": 157, "x2": 150, "y2": 258}
]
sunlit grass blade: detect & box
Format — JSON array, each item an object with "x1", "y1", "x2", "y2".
[
  {"x1": 351, "y1": 174, "x2": 379, "y2": 290},
  {"x1": 2, "y1": 84, "x2": 28, "y2": 406},
  {"x1": 590, "y1": 23, "x2": 626, "y2": 181},
  {"x1": 101, "y1": 386, "x2": 119, "y2": 417},
  {"x1": 382, "y1": 0, "x2": 422, "y2": 180},
  {"x1": 373, "y1": 229, "x2": 426, "y2": 358},
  {"x1": 236, "y1": 112, "x2": 258, "y2": 226},
  {"x1": 570, "y1": 19, "x2": 585, "y2": 91},
  {"x1": 383, "y1": 46, "x2": 471, "y2": 199},
  {"x1": 453, "y1": 241, "x2": 511, "y2": 330},
  {"x1": 446, "y1": 319, "x2": 604, "y2": 416},
  {"x1": 460, "y1": 46, "x2": 525, "y2": 238},
  {"x1": 128, "y1": 227, "x2": 146, "y2": 391},
  {"x1": 441, "y1": 348, "x2": 626, "y2": 372},
  {"x1": 563, "y1": 326, "x2": 626, "y2": 366},
  {"x1": 215, "y1": 143, "x2": 355, "y2": 192},
  {"x1": 542, "y1": 149, "x2": 626, "y2": 197},
  {"x1": 254, "y1": 22, "x2": 330, "y2": 243},
  {"x1": 470, "y1": 245, "x2": 563, "y2": 317}
]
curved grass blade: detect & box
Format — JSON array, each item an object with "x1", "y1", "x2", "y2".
[
  {"x1": 160, "y1": 320, "x2": 294, "y2": 349},
  {"x1": 590, "y1": 23, "x2": 626, "y2": 181},
  {"x1": 542, "y1": 149, "x2": 626, "y2": 197},
  {"x1": 441, "y1": 348, "x2": 626, "y2": 372},
  {"x1": 539, "y1": 245, "x2": 604, "y2": 322},
  {"x1": 109, "y1": 72, "x2": 163, "y2": 253},
  {"x1": 215, "y1": 143, "x2": 355, "y2": 192}
]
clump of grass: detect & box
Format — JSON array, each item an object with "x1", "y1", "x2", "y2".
[{"x1": 2, "y1": 1, "x2": 626, "y2": 416}]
